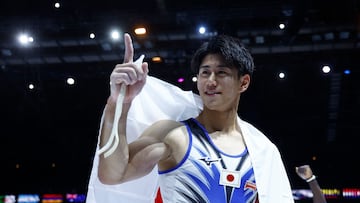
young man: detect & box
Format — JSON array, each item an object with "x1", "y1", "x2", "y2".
[{"x1": 96, "y1": 33, "x2": 294, "y2": 202}]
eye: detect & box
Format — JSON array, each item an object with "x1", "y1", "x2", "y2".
[
  {"x1": 199, "y1": 69, "x2": 210, "y2": 76},
  {"x1": 217, "y1": 69, "x2": 231, "y2": 77}
]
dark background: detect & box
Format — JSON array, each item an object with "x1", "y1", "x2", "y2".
[{"x1": 0, "y1": 0, "x2": 359, "y2": 201}]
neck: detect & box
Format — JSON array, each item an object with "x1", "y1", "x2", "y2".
[{"x1": 196, "y1": 107, "x2": 239, "y2": 134}]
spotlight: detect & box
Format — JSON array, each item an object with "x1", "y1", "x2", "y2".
[
  {"x1": 198, "y1": 26, "x2": 206, "y2": 34},
  {"x1": 134, "y1": 27, "x2": 147, "y2": 35}
]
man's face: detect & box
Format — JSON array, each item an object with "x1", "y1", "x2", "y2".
[{"x1": 196, "y1": 53, "x2": 242, "y2": 111}]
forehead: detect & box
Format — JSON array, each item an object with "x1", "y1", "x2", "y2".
[
  {"x1": 199, "y1": 54, "x2": 235, "y2": 72},
  {"x1": 200, "y1": 53, "x2": 226, "y2": 65}
]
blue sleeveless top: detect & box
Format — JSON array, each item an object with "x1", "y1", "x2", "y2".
[{"x1": 158, "y1": 118, "x2": 258, "y2": 203}]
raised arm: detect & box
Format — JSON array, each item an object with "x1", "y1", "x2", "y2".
[
  {"x1": 97, "y1": 33, "x2": 149, "y2": 184},
  {"x1": 295, "y1": 165, "x2": 327, "y2": 203}
]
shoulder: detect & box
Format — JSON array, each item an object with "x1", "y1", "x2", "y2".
[
  {"x1": 154, "y1": 121, "x2": 189, "y2": 169},
  {"x1": 239, "y1": 118, "x2": 267, "y2": 138},
  {"x1": 141, "y1": 120, "x2": 184, "y2": 140},
  {"x1": 238, "y1": 118, "x2": 276, "y2": 147},
  {"x1": 151, "y1": 119, "x2": 184, "y2": 131}
]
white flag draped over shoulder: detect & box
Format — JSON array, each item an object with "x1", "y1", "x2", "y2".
[{"x1": 86, "y1": 76, "x2": 203, "y2": 203}]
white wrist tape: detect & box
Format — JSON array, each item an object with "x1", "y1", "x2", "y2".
[{"x1": 306, "y1": 175, "x2": 316, "y2": 183}]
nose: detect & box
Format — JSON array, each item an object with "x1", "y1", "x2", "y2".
[{"x1": 207, "y1": 72, "x2": 217, "y2": 87}]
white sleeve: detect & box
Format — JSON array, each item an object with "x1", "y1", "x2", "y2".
[{"x1": 86, "y1": 76, "x2": 202, "y2": 203}]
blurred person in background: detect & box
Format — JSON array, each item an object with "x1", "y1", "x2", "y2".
[{"x1": 295, "y1": 165, "x2": 327, "y2": 203}]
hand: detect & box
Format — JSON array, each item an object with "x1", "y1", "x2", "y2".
[
  {"x1": 295, "y1": 165, "x2": 313, "y2": 180},
  {"x1": 109, "y1": 33, "x2": 149, "y2": 103}
]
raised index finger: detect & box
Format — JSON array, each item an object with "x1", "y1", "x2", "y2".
[{"x1": 123, "y1": 33, "x2": 134, "y2": 63}]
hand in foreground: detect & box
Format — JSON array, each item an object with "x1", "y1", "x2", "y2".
[{"x1": 109, "y1": 33, "x2": 148, "y2": 103}]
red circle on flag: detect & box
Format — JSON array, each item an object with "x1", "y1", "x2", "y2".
[{"x1": 226, "y1": 174, "x2": 234, "y2": 182}]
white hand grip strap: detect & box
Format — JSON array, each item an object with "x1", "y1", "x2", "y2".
[{"x1": 97, "y1": 54, "x2": 145, "y2": 158}]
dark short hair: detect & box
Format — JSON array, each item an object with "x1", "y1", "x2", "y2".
[{"x1": 190, "y1": 34, "x2": 254, "y2": 78}]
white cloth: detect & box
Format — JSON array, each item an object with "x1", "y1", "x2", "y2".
[
  {"x1": 86, "y1": 76, "x2": 294, "y2": 203},
  {"x1": 239, "y1": 118, "x2": 294, "y2": 202},
  {"x1": 86, "y1": 76, "x2": 202, "y2": 203}
]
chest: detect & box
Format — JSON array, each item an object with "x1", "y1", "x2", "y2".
[{"x1": 210, "y1": 133, "x2": 246, "y2": 155}]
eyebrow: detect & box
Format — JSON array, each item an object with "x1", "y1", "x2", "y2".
[{"x1": 199, "y1": 64, "x2": 228, "y2": 69}]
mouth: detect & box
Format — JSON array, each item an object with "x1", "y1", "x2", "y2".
[{"x1": 205, "y1": 91, "x2": 220, "y2": 96}]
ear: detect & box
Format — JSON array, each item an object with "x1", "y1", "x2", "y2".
[{"x1": 238, "y1": 74, "x2": 250, "y2": 93}]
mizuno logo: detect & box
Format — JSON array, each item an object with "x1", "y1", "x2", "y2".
[{"x1": 199, "y1": 157, "x2": 222, "y2": 165}]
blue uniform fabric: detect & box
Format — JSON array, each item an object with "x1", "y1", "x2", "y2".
[{"x1": 158, "y1": 118, "x2": 258, "y2": 203}]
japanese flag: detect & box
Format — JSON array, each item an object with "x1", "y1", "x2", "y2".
[{"x1": 219, "y1": 169, "x2": 241, "y2": 188}]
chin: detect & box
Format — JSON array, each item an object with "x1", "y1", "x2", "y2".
[{"x1": 203, "y1": 103, "x2": 221, "y2": 110}]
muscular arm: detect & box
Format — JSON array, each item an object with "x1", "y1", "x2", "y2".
[
  {"x1": 97, "y1": 32, "x2": 151, "y2": 184},
  {"x1": 97, "y1": 98, "x2": 132, "y2": 184},
  {"x1": 124, "y1": 120, "x2": 184, "y2": 181},
  {"x1": 98, "y1": 105, "x2": 183, "y2": 184},
  {"x1": 97, "y1": 33, "x2": 185, "y2": 185}
]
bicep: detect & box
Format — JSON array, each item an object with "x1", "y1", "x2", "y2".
[
  {"x1": 122, "y1": 120, "x2": 182, "y2": 181},
  {"x1": 124, "y1": 139, "x2": 169, "y2": 181}
]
